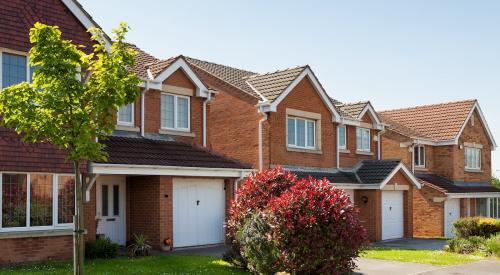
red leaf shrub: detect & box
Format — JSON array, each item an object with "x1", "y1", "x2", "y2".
[
  {"x1": 227, "y1": 167, "x2": 296, "y2": 238},
  {"x1": 226, "y1": 167, "x2": 367, "y2": 274},
  {"x1": 266, "y1": 177, "x2": 367, "y2": 274}
]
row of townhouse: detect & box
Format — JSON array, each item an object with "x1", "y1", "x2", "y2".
[{"x1": 0, "y1": 0, "x2": 499, "y2": 265}]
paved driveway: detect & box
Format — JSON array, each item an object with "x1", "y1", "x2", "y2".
[
  {"x1": 355, "y1": 258, "x2": 500, "y2": 275},
  {"x1": 373, "y1": 238, "x2": 448, "y2": 250}
]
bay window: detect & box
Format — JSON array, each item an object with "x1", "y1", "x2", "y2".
[
  {"x1": 161, "y1": 93, "x2": 190, "y2": 131},
  {"x1": 356, "y1": 127, "x2": 371, "y2": 152},
  {"x1": 0, "y1": 173, "x2": 75, "y2": 231},
  {"x1": 414, "y1": 145, "x2": 425, "y2": 167},
  {"x1": 465, "y1": 147, "x2": 481, "y2": 170},
  {"x1": 287, "y1": 117, "x2": 315, "y2": 149},
  {"x1": 117, "y1": 103, "x2": 134, "y2": 126}
]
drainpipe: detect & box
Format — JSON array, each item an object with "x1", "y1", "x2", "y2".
[
  {"x1": 377, "y1": 130, "x2": 384, "y2": 160},
  {"x1": 202, "y1": 91, "x2": 212, "y2": 147},
  {"x1": 258, "y1": 106, "x2": 268, "y2": 171},
  {"x1": 234, "y1": 170, "x2": 245, "y2": 201},
  {"x1": 336, "y1": 122, "x2": 342, "y2": 169},
  {"x1": 140, "y1": 83, "x2": 149, "y2": 137},
  {"x1": 411, "y1": 142, "x2": 415, "y2": 173}
]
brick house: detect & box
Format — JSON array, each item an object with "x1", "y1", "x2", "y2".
[
  {"x1": 0, "y1": 0, "x2": 251, "y2": 265},
  {"x1": 380, "y1": 100, "x2": 500, "y2": 237},
  {"x1": 184, "y1": 58, "x2": 422, "y2": 242}
]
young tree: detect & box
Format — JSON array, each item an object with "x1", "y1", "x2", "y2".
[{"x1": 0, "y1": 22, "x2": 140, "y2": 274}]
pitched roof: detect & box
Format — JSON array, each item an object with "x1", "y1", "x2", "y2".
[
  {"x1": 127, "y1": 43, "x2": 161, "y2": 79},
  {"x1": 331, "y1": 98, "x2": 370, "y2": 119},
  {"x1": 294, "y1": 159, "x2": 402, "y2": 185},
  {"x1": 246, "y1": 66, "x2": 307, "y2": 101},
  {"x1": 379, "y1": 100, "x2": 477, "y2": 141},
  {"x1": 97, "y1": 136, "x2": 251, "y2": 169},
  {"x1": 417, "y1": 173, "x2": 500, "y2": 194},
  {"x1": 186, "y1": 57, "x2": 259, "y2": 98}
]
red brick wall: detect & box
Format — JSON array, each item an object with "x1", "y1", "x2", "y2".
[
  {"x1": 381, "y1": 130, "x2": 412, "y2": 165},
  {"x1": 269, "y1": 76, "x2": 337, "y2": 168},
  {"x1": 164, "y1": 69, "x2": 196, "y2": 90},
  {"x1": 193, "y1": 67, "x2": 262, "y2": 169},
  {"x1": 0, "y1": 235, "x2": 72, "y2": 266},
  {"x1": 83, "y1": 183, "x2": 97, "y2": 242},
  {"x1": 354, "y1": 189, "x2": 381, "y2": 242},
  {"x1": 0, "y1": 0, "x2": 94, "y2": 53},
  {"x1": 412, "y1": 185, "x2": 444, "y2": 237}
]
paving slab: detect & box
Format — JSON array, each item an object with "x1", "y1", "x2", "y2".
[
  {"x1": 354, "y1": 258, "x2": 439, "y2": 275},
  {"x1": 418, "y1": 260, "x2": 500, "y2": 275},
  {"x1": 374, "y1": 238, "x2": 448, "y2": 250}
]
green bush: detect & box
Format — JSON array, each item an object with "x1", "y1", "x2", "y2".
[
  {"x1": 447, "y1": 236, "x2": 487, "y2": 254},
  {"x1": 235, "y1": 213, "x2": 278, "y2": 274},
  {"x1": 453, "y1": 217, "x2": 500, "y2": 238},
  {"x1": 85, "y1": 237, "x2": 119, "y2": 259},
  {"x1": 484, "y1": 233, "x2": 500, "y2": 257},
  {"x1": 127, "y1": 233, "x2": 152, "y2": 257}
]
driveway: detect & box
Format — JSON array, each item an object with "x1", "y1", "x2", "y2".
[
  {"x1": 355, "y1": 258, "x2": 500, "y2": 275},
  {"x1": 373, "y1": 238, "x2": 447, "y2": 250}
]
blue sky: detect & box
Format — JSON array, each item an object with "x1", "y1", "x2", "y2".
[{"x1": 80, "y1": 0, "x2": 500, "y2": 174}]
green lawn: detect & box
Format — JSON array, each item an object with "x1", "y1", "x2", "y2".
[
  {"x1": 362, "y1": 247, "x2": 486, "y2": 266},
  {"x1": 0, "y1": 255, "x2": 250, "y2": 275}
]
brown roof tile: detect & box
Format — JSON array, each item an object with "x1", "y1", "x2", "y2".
[
  {"x1": 127, "y1": 43, "x2": 160, "y2": 79},
  {"x1": 379, "y1": 100, "x2": 476, "y2": 141},
  {"x1": 186, "y1": 57, "x2": 259, "y2": 98},
  {"x1": 97, "y1": 136, "x2": 251, "y2": 169},
  {"x1": 330, "y1": 98, "x2": 370, "y2": 119},
  {"x1": 246, "y1": 66, "x2": 307, "y2": 101}
]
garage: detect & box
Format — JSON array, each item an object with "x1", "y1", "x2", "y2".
[
  {"x1": 444, "y1": 198, "x2": 460, "y2": 238},
  {"x1": 382, "y1": 191, "x2": 404, "y2": 240},
  {"x1": 173, "y1": 178, "x2": 226, "y2": 247}
]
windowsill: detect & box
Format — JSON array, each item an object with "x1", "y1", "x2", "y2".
[
  {"x1": 287, "y1": 146, "x2": 322, "y2": 154},
  {"x1": 115, "y1": 125, "x2": 140, "y2": 132},
  {"x1": 159, "y1": 128, "x2": 195, "y2": 137},
  {"x1": 415, "y1": 167, "x2": 428, "y2": 171},
  {"x1": 356, "y1": 150, "x2": 373, "y2": 156},
  {"x1": 339, "y1": 149, "x2": 350, "y2": 154},
  {"x1": 465, "y1": 169, "x2": 483, "y2": 173},
  {"x1": 0, "y1": 228, "x2": 73, "y2": 239}
]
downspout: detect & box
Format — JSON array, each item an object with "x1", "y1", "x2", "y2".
[
  {"x1": 234, "y1": 170, "x2": 245, "y2": 201},
  {"x1": 411, "y1": 142, "x2": 415, "y2": 173},
  {"x1": 377, "y1": 130, "x2": 384, "y2": 160},
  {"x1": 336, "y1": 122, "x2": 342, "y2": 169},
  {"x1": 140, "y1": 83, "x2": 149, "y2": 137},
  {"x1": 258, "y1": 105, "x2": 268, "y2": 171},
  {"x1": 202, "y1": 91, "x2": 212, "y2": 147}
]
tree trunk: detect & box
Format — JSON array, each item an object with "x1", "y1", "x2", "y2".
[{"x1": 73, "y1": 160, "x2": 85, "y2": 275}]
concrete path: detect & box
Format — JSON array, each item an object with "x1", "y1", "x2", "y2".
[
  {"x1": 418, "y1": 260, "x2": 500, "y2": 275},
  {"x1": 374, "y1": 238, "x2": 448, "y2": 250},
  {"x1": 354, "y1": 258, "x2": 437, "y2": 275},
  {"x1": 170, "y1": 244, "x2": 228, "y2": 257}
]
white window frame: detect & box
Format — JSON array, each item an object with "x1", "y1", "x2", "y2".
[
  {"x1": 338, "y1": 125, "x2": 347, "y2": 150},
  {"x1": 0, "y1": 49, "x2": 32, "y2": 90},
  {"x1": 117, "y1": 103, "x2": 135, "y2": 126},
  {"x1": 356, "y1": 127, "x2": 371, "y2": 152},
  {"x1": 0, "y1": 172, "x2": 75, "y2": 233},
  {"x1": 465, "y1": 147, "x2": 481, "y2": 170},
  {"x1": 160, "y1": 92, "x2": 191, "y2": 132},
  {"x1": 287, "y1": 116, "x2": 316, "y2": 150},
  {"x1": 414, "y1": 145, "x2": 425, "y2": 168}
]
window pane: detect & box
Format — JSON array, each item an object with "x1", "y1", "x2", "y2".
[
  {"x1": 113, "y1": 185, "x2": 119, "y2": 216},
  {"x1": 2, "y1": 174, "x2": 27, "y2": 227},
  {"x1": 2, "y1": 53, "x2": 27, "y2": 88},
  {"x1": 356, "y1": 128, "x2": 362, "y2": 150},
  {"x1": 118, "y1": 103, "x2": 133, "y2": 123},
  {"x1": 30, "y1": 174, "x2": 53, "y2": 226},
  {"x1": 58, "y1": 176, "x2": 75, "y2": 224},
  {"x1": 161, "y1": 94, "x2": 174, "y2": 128},
  {"x1": 307, "y1": 121, "x2": 315, "y2": 147},
  {"x1": 177, "y1": 97, "x2": 189, "y2": 129},
  {"x1": 338, "y1": 127, "x2": 346, "y2": 148},
  {"x1": 287, "y1": 118, "x2": 295, "y2": 145},
  {"x1": 102, "y1": 185, "x2": 108, "y2": 217},
  {"x1": 296, "y1": 119, "x2": 306, "y2": 147}
]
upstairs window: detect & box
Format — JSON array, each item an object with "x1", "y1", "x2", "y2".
[
  {"x1": 287, "y1": 117, "x2": 315, "y2": 149},
  {"x1": 161, "y1": 93, "x2": 190, "y2": 131},
  {"x1": 356, "y1": 127, "x2": 370, "y2": 152},
  {"x1": 414, "y1": 145, "x2": 425, "y2": 167},
  {"x1": 117, "y1": 103, "x2": 134, "y2": 126},
  {"x1": 2, "y1": 53, "x2": 27, "y2": 88},
  {"x1": 338, "y1": 126, "x2": 347, "y2": 150},
  {"x1": 465, "y1": 147, "x2": 481, "y2": 170}
]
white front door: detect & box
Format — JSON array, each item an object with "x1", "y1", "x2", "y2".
[
  {"x1": 444, "y1": 198, "x2": 460, "y2": 238},
  {"x1": 173, "y1": 178, "x2": 225, "y2": 248},
  {"x1": 96, "y1": 177, "x2": 126, "y2": 245},
  {"x1": 382, "y1": 191, "x2": 404, "y2": 240}
]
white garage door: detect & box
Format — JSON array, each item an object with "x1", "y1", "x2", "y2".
[
  {"x1": 444, "y1": 199, "x2": 460, "y2": 238},
  {"x1": 173, "y1": 178, "x2": 225, "y2": 248},
  {"x1": 382, "y1": 191, "x2": 404, "y2": 240}
]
